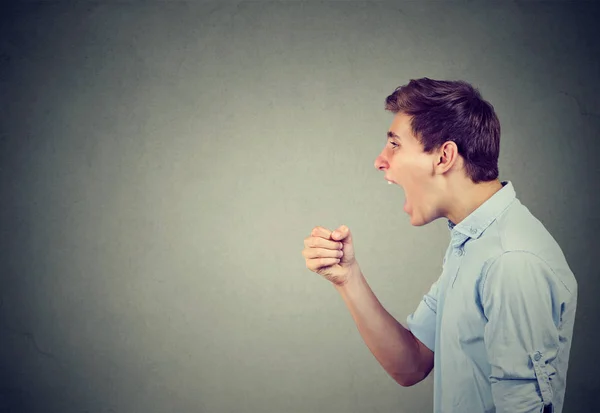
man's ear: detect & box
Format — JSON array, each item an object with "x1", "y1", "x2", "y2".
[{"x1": 434, "y1": 141, "x2": 460, "y2": 175}]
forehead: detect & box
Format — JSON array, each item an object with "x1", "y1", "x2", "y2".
[{"x1": 389, "y1": 112, "x2": 418, "y2": 143}]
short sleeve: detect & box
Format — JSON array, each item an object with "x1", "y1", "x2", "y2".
[{"x1": 406, "y1": 277, "x2": 440, "y2": 352}]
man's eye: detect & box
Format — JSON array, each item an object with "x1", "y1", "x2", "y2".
[{"x1": 390, "y1": 141, "x2": 399, "y2": 148}]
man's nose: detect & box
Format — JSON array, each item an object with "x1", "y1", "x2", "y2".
[{"x1": 374, "y1": 153, "x2": 388, "y2": 171}]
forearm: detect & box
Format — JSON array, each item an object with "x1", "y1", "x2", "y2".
[{"x1": 334, "y1": 265, "x2": 428, "y2": 386}]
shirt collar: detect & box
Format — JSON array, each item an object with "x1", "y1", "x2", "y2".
[{"x1": 447, "y1": 181, "x2": 516, "y2": 243}]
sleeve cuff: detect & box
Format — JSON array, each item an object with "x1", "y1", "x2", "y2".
[{"x1": 406, "y1": 310, "x2": 436, "y2": 352}]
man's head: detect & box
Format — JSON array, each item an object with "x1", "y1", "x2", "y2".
[{"x1": 374, "y1": 78, "x2": 501, "y2": 226}]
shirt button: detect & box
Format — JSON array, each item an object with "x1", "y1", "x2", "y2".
[
  {"x1": 534, "y1": 352, "x2": 541, "y2": 361},
  {"x1": 469, "y1": 228, "x2": 477, "y2": 234},
  {"x1": 457, "y1": 249, "x2": 464, "y2": 256}
]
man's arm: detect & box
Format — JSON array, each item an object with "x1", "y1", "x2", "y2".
[
  {"x1": 482, "y1": 251, "x2": 569, "y2": 413},
  {"x1": 335, "y1": 264, "x2": 434, "y2": 387}
]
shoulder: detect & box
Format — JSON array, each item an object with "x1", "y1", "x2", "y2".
[
  {"x1": 481, "y1": 199, "x2": 576, "y2": 292},
  {"x1": 495, "y1": 199, "x2": 560, "y2": 254}
]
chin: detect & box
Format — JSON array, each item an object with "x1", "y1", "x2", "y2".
[
  {"x1": 410, "y1": 218, "x2": 428, "y2": 227},
  {"x1": 409, "y1": 213, "x2": 435, "y2": 227}
]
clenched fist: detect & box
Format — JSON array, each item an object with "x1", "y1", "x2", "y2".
[{"x1": 302, "y1": 225, "x2": 359, "y2": 286}]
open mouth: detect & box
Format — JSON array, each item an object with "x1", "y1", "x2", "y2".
[{"x1": 386, "y1": 179, "x2": 409, "y2": 213}]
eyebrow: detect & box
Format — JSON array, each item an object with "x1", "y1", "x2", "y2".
[{"x1": 387, "y1": 131, "x2": 401, "y2": 140}]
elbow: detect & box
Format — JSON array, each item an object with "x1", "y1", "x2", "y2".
[
  {"x1": 393, "y1": 371, "x2": 425, "y2": 387},
  {"x1": 396, "y1": 378, "x2": 415, "y2": 387}
]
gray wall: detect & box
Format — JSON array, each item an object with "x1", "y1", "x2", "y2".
[{"x1": 1, "y1": 1, "x2": 598, "y2": 412}]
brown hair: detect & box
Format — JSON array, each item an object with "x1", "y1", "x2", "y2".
[{"x1": 385, "y1": 78, "x2": 500, "y2": 183}]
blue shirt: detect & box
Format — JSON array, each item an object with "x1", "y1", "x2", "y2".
[{"x1": 406, "y1": 181, "x2": 577, "y2": 413}]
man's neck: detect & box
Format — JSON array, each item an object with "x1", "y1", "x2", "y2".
[{"x1": 443, "y1": 179, "x2": 504, "y2": 225}]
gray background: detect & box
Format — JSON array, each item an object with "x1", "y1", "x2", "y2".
[{"x1": 1, "y1": 1, "x2": 599, "y2": 412}]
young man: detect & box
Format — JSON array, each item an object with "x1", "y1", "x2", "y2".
[{"x1": 302, "y1": 78, "x2": 577, "y2": 413}]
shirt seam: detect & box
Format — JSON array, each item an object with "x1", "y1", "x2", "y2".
[{"x1": 480, "y1": 249, "x2": 572, "y2": 300}]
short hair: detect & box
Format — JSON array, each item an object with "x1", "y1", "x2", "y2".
[{"x1": 385, "y1": 78, "x2": 500, "y2": 183}]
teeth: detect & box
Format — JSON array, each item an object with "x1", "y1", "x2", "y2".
[{"x1": 388, "y1": 181, "x2": 393, "y2": 185}]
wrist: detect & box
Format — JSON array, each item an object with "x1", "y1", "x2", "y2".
[{"x1": 334, "y1": 263, "x2": 363, "y2": 291}]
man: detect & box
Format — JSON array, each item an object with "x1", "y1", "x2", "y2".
[{"x1": 302, "y1": 78, "x2": 577, "y2": 413}]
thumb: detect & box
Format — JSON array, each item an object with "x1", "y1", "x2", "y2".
[{"x1": 331, "y1": 225, "x2": 352, "y2": 244}]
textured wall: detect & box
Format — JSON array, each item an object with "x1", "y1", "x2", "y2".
[{"x1": 1, "y1": 1, "x2": 598, "y2": 412}]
